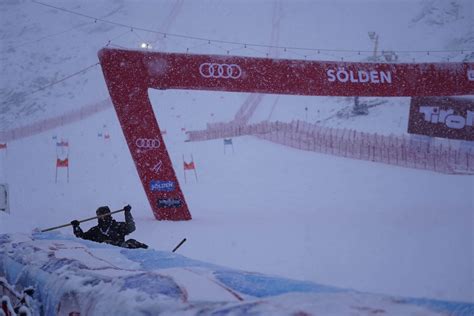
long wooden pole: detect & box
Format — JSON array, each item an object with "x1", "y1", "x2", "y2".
[{"x1": 40, "y1": 209, "x2": 125, "y2": 232}]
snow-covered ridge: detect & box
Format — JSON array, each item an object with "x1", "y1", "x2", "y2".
[
  {"x1": 410, "y1": 0, "x2": 474, "y2": 61},
  {"x1": 1, "y1": 232, "x2": 473, "y2": 316}
]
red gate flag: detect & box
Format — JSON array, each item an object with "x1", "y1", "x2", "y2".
[
  {"x1": 98, "y1": 47, "x2": 473, "y2": 221},
  {"x1": 184, "y1": 161, "x2": 195, "y2": 170},
  {"x1": 0, "y1": 143, "x2": 6, "y2": 149},
  {"x1": 56, "y1": 158, "x2": 69, "y2": 167},
  {"x1": 55, "y1": 156, "x2": 70, "y2": 183},
  {"x1": 183, "y1": 155, "x2": 198, "y2": 183}
]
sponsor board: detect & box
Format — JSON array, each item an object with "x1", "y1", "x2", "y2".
[
  {"x1": 157, "y1": 198, "x2": 182, "y2": 208},
  {"x1": 150, "y1": 180, "x2": 175, "y2": 192},
  {"x1": 408, "y1": 97, "x2": 474, "y2": 141}
]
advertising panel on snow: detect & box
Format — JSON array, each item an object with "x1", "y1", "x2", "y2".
[{"x1": 408, "y1": 97, "x2": 474, "y2": 141}]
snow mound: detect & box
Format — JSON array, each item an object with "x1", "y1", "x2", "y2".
[{"x1": 1, "y1": 232, "x2": 473, "y2": 315}]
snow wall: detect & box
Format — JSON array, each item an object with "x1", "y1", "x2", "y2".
[{"x1": 1, "y1": 233, "x2": 473, "y2": 315}]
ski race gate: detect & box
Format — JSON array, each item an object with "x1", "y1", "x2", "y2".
[{"x1": 98, "y1": 48, "x2": 473, "y2": 221}]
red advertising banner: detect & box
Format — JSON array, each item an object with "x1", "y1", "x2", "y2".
[
  {"x1": 56, "y1": 158, "x2": 69, "y2": 167},
  {"x1": 408, "y1": 97, "x2": 474, "y2": 141},
  {"x1": 98, "y1": 48, "x2": 473, "y2": 220},
  {"x1": 99, "y1": 48, "x2": 473, "y2": 97},
  {"x1": 183, "y1": 161, "x2": 195, "y2": 170}
]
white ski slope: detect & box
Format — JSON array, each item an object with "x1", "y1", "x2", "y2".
[{"x1": 0, "y1": 0, "x2": 473, "y2": 313}]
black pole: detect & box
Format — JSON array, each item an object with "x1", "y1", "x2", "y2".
[
  {"x1": 172, "y1": 238, "x2": 187, "y2": 253},
  {"x1": 40, "y1": 209, "x2": 125, "y2": 232}
]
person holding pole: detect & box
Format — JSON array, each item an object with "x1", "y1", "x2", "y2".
[{"x1": 70, "y1": 205, "x2": 148, "y2": 249}]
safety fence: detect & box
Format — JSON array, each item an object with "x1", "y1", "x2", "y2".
[
  {"x1": 186, "y1": 120, "x2": 474, "y2": 175},
  {"x1": 0, "y1": 99, "x2": 112, "y2": 143}
]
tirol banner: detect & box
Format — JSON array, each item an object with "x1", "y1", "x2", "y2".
[
  {"x1": 408, "y1": 97, "x2": 474, "y2": 141},
  {"x1": 98, "y1": 48, "x2": 473, "y2": 220}
]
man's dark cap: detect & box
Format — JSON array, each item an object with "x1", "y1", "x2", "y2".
[{"x1": 96, "y1": 206, "x2": 111, "y2": 216}]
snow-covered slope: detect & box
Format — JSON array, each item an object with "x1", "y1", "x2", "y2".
[
  {"x1": 411, "y1": 0, "x2": 474, "y2": 58},
  {"x1": 1, "y1": 101, "x2": 472, "y2": 304},
  {"x1": 1, "y1": 0, "x2": 473, "y2": 313}
]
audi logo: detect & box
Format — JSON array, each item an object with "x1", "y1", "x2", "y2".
[
  {"x1": 199, "y1": 63, "x2": 242, "y2": 79},
  {"x1": 135, "y1": 138, "x2": 161, "y2": 149}
]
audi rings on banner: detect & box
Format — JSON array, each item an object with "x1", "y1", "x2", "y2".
[
  {"x1": 199, "y1": 63, "x2": 242, "y2": 79},
  {"x1": 136, "y1": 138, "x2": 161, "y2": 150}
]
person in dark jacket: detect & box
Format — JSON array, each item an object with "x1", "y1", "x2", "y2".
[{"x1": 71, "y1": 205, "x2": 147, "y2": 249}]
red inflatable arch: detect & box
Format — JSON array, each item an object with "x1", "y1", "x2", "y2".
[{"x1": 98, "y1": 47, "x2": 473, "y2": 220}]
